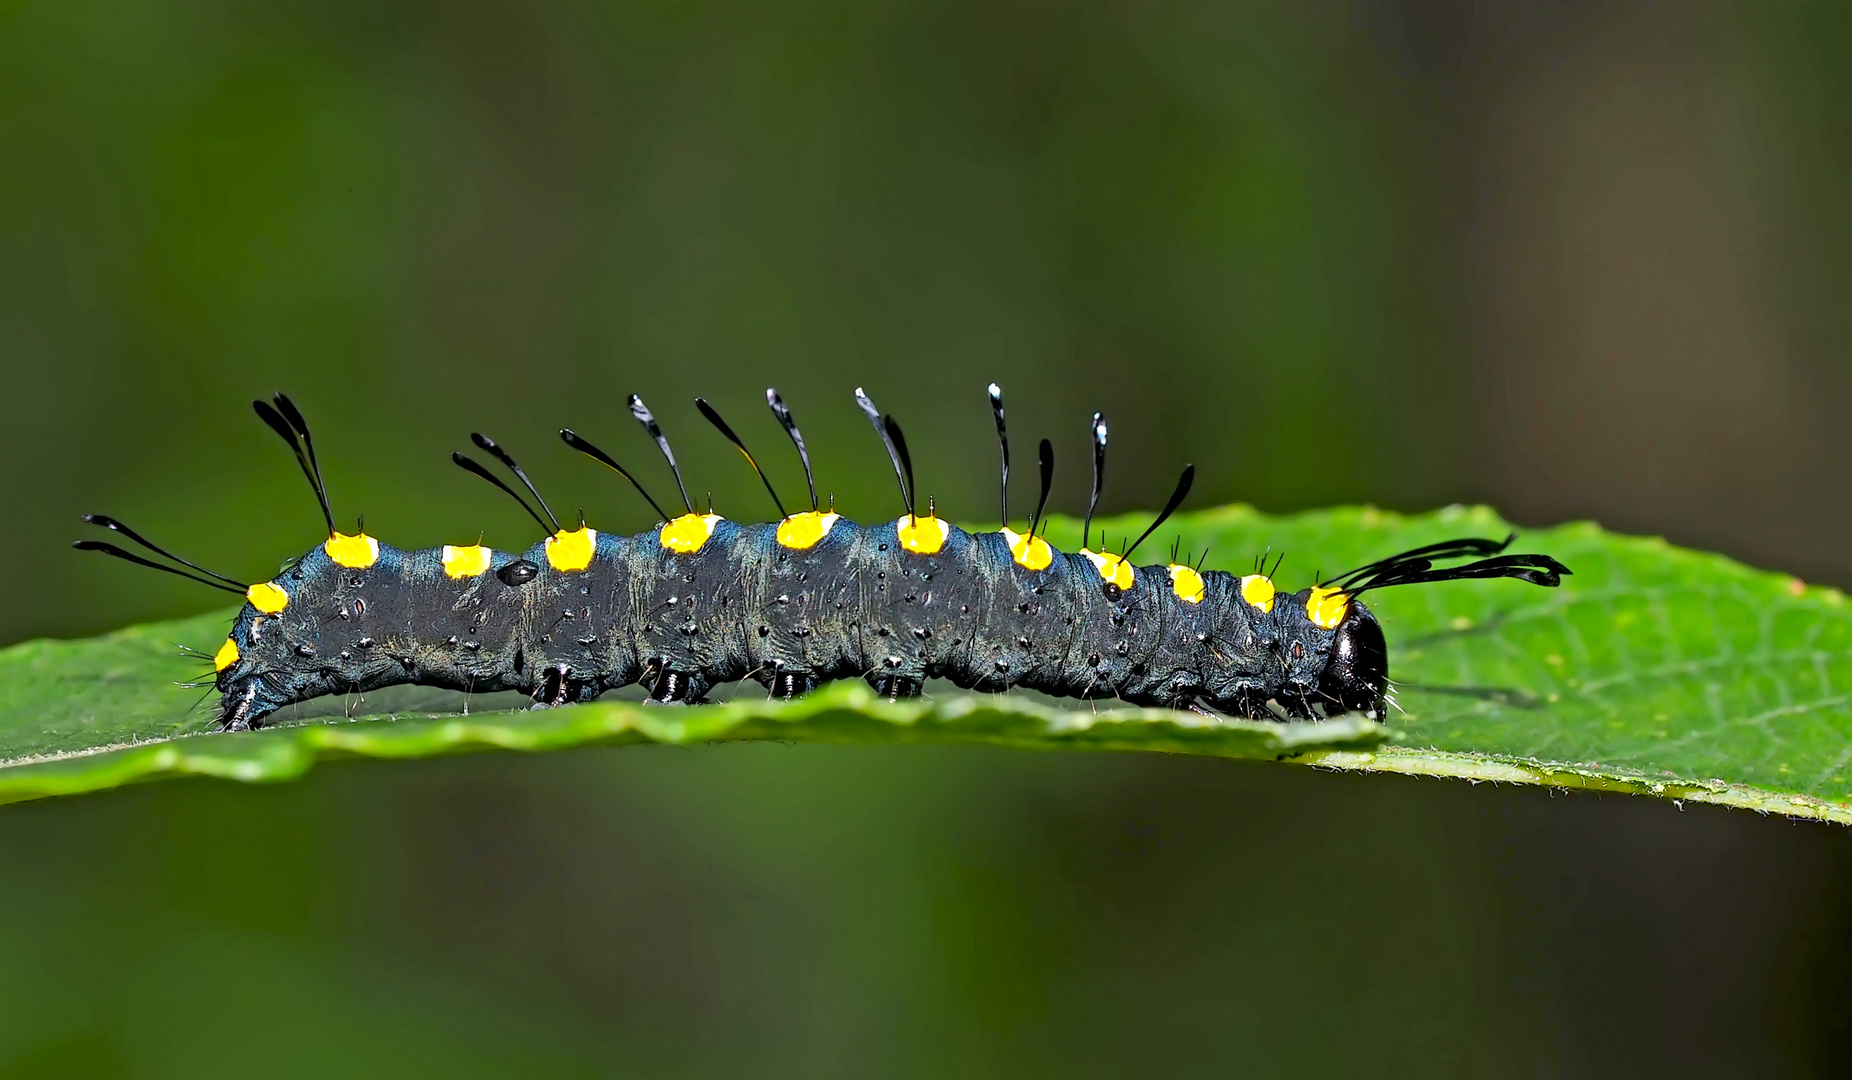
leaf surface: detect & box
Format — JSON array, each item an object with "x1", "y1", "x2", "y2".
[{"x1": 5, "y1": 505, "x2": 1847, "y2": 819}]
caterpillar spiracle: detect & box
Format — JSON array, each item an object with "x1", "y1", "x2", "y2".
[{"x1": 75, "y1": 388, "x2": 1569, "y2": 731}]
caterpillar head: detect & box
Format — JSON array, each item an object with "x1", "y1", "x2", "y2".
[
  {"x1": 215, "y1": 667, "x2": 286, "y2": 732},
  {"x1": 1316, "y1": 602, "x2": 1388, "y2": 718},
  {"x1": 210, "y1": 554, "x2": 350, "y2": 732},
  {"x1": 211, "y1": 610, "x2": 308, "y2": 732},
  {"x1": 1287, "y1": 534, "x2": 1569, "y2": 720},
  {"x1": 211, "y1": 535, "x2": 413, "y2": 731}
]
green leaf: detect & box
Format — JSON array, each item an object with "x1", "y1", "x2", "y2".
[{"x1": 5, "y1": 505, "x2": 1849, "y2": 820}]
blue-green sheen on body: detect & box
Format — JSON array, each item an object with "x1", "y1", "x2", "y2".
[{"x1": 211, "y1": 519, "x2": 1351, "y2": 729}]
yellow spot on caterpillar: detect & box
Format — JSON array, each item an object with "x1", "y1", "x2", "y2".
[
  {"x1": 245, "y1": 582, "x2": 288, "y2": 614},
  {"x1": 1306, "y1": 585, "x2": 1350, "y2": 629},
  {"x1": 1240, "y1": 574, "x2": 1276, "y2": 613},
  {"x1": 776, "y1": 511, "x2": 839, "y2": 550},
  {"x1": 660, "y1": 514, "x2": 722, "y2": 554},
  {"x1": 1167, "y1": 564, "x2": 1205, "y2": 604},
  {"x1": 1000, "y1": 528, "x2": 1053, "y2": 571},
  {"x1": 545, "y1": 527, "x2": 597, "y2": 571},
  {"x1": 442, "y1": 544, "x2": 493, "y2": 579},
  {"x1": 324, "y1": 531, "x2": 379, "y2": 569},
  {"x1": 214, "y1": 638, "x2": 240, "y2": 672},
  {"x1": 896, "y1": 514, "x2": 949, "y2": 555},
  {"x1": 1084, "y1": 550, "x2": 1135, "y2": 591}
]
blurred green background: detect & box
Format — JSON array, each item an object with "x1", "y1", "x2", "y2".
[{"x1": 5, "y1": 0, "x2": 1852, "y2": 1072}]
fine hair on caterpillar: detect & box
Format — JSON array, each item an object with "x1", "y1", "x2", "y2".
[{"x1": 75, "y1": 388, "x2": 1571, "y2": 732}]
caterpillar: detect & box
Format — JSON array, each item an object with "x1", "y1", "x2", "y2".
[{"x1": 75, "y1": 388, "x2": 1569, "y2": 731}]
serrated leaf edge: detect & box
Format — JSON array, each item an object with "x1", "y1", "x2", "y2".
[
  {"x1": 1301, "y1": 745, "x2": 1852, "y2": 824},
  {"x1": 0, "y1": 685, "x2": 1389, "y2": 808}
]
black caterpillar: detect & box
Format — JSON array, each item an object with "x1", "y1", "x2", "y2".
[{"x1": 76, "y1": 388, "x2": 1569, "y2": 731}]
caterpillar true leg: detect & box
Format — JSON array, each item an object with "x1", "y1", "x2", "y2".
[
  {"x1": 872, "y1": 675, "x2": 923, "y2": 702},
  {"x1": 646, "y1": 668, "x2": 706, "y2": 706},
  {"x1": 771, "y1": 672, "x2": 816, "y2": 700}
]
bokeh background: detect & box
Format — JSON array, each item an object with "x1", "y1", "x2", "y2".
[{"x1": 4, "y1": 0, "x2": 1851, "y2": 1072}]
